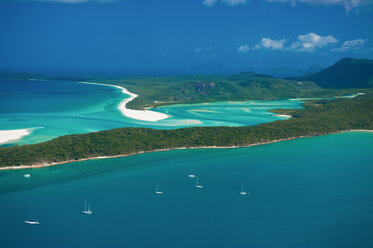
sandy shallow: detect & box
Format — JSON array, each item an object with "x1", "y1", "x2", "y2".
[
  {"x1": 80, "y1": 82, "x2": 170, "y2": 122},
  {"x1": 0, "y1": 128, "x2": 31, "y2": 145}
]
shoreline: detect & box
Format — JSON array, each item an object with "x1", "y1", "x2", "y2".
[
  {"x1": 80, "y1": 81, "x2": 170, "y2": 122},
  {"x1": 1, "y1": 129, "x2": 372, "y2": 171},
  {"x1": 349, "y1": 129, "x2": 373, "y2": 133}
]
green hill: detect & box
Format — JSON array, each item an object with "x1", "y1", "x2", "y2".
[
  {"x1": 295, "y1": 58, "x2": 373, "y2": 89},
  {"x1": 94, "y1": 74, "x2": 320, "y2": 109}
]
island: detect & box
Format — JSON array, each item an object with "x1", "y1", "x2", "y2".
[{"x1": 0, "y1": 92, "x2": 372, "y2": 169}]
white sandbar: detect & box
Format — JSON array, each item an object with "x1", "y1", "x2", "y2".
[
  {"x1": 275, "y1": 114, "x2": 292, "y2": 118},
  {"x1": 0, "y1": 129, "x2": 31, "y2": 144},
  {"x1": 80, "y1": 82, "x2": 170, "y2": 122}
]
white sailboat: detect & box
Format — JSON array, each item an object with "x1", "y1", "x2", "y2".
[
  {"x1": 24, "y1": 202, "x2": 39, "y2": 225},
  {"x1": 195, "y1": 177, "x2": 203, "y2": 188},
  {"x1": 23, "y1": 174, "x2": 31, "y2": 178},
  {"x1": 240, "y1": 184, "x2": 247, "y2": 195},
  {"x1": 155, "y1": 184, "x2": 163, "y2": 194},
  {"x1": 188, "y1": 174, "x2": 196, "y2": 178},
  {"x1": 82, "y1": 200, "x2": 93, "y2": 215}
]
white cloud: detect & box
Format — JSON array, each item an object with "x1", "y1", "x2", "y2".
[
  {"x1": 237, "y1": 44, "x2": 250, "y2": 53},
  {"x1": 266, "y1": 0, "x2": 373, "y2": 11},
  {"x1": 289, "y1": 33, "x2": 338, "y2": 52},
  {"x1": 202, "y1": 0, "x2": 247, "y2": 7},
  {"x1": 332, "y1": 38, "x2": 367, "y2": 51},
  {"x1": 253, "y1": 38, "x2": 287, "y2": 50},
  {"x1": 239, "y1": 33, "x2": 340, "y2": 54}
]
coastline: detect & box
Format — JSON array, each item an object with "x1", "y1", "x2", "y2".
[
  {"x1": 80, "y1": 81, "x2": 170, "y2": 122},
  {"x1": 1, "y1": 129, "x2": 372, "y2": 171}
]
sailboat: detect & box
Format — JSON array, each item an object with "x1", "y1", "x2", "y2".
[
  {"x1": 195, "y1": 177, "x2": 203, "y2": 188},
  {"x1": 240, "y1": 184, "x2": 247, "y2": 195},
  {"x1": 82, "y1": 200, "x2": 93, "y2": 215},
  {"x1": 155, "y1": 184, "x2": 163, "y2": 194},
  {"x1": 188, "y1": 174, "x2": 196, "y2": 178},
  {"x1": 24, "y1": 202, "x2": 40, "y2": 225},
  {"x1": 23, "y1": 174, "x2": 31, "y2": 178}
]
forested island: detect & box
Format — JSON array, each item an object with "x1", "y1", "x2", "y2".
[{"x1": 0, "y1": 93, "x2": 372, "y2": 168}]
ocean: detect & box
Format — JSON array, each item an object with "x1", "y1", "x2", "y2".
[
  {"x1": 0, "y1": 132, "x2": 372, "y2": 247},
  {"x1": 0, "y1": 80, "x2": 372, "y2": 247}
]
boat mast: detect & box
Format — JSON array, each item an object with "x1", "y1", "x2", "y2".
[{"x1": 29, "y1": 201, "x2": 32, "y2": 220}]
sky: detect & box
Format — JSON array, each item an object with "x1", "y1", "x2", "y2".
[{"x1": 0, "y1": 0, "x2": 373, "y2": 73}]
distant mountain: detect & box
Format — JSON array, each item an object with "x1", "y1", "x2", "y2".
[
  {"x1": 135, "y1": 63, "x2": 237, "y2": 76},
  {"x1": 229, "y1": 71, "x2": 273, "y2": 81},
  {"x1": 0, "y1": 71, "x2": 47, "y2": 80},
  {"x1": 0, "y1": 63, "x2": 243, "y2": 78},
  {"x1": 0, "y1": 63, "x2": 324, "y2": 78},
  {"x1": 303, "y1": 64, "x2": 325, "y2": 75},
  {"x1": 255, "y1": 64, "x2": 324, "y2": 78},
  {"x1": 295, "y1": 58, "x2": 373, "y2": 88}
]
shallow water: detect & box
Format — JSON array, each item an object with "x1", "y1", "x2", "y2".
[
  {"x1": 0, "y1": 132, "x2": 372, "y2": 248},
  {"x1": 1, "y1": 80, "x2": 372, "y2": 247},
  {"x1": 0, "y1": 80, "x2": 303, "y2": 145}
]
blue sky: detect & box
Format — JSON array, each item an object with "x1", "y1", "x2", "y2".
[{"x1": 0, "y1": 0, "x2": 372, "y2": 72}]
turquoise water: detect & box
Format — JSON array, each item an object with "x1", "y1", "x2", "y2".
[
  {"x1": 0, "y1": 80, "x2": 303, "y2": 146},
  {"x1": 0, "y1": 132, "x2": 372, "y2": 248},
  {"x1": 1, "y1": 80, "x2": 372, "y2": 247},
  {"x1": 0, "y1": 80, "x2": 126, "y2": 145}
]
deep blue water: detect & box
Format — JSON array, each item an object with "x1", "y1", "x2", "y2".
[{"x1": 0, "y1": 132, "x2": 372, "y2": 248}]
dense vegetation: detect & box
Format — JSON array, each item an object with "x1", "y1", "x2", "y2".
[
  {"x1": 293, "y1": 58, "x2": 373, "y2": 89},
  {"x1": 93, "y1": 74, "x2": 325, "y2": 109},
  {"x1": 1, "y1": 93, "x2": 372, "y2": 168},
  {"x1": 92, "y1": 59, "x2": 373, "y2": 109}
]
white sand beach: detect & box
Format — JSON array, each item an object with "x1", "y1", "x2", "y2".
[
  {"x1": 0, "y1": 129, "x2": 31, "y2": 145},
  {"x1": 338, "y1": 92, "x2": 366, "y2": 98},
  {"x1": 275, "y1": 114, "x2": 292, "y2": 118},
  {"x1": 350, "y1": 129, "x2": 373, "y2": 133},
  {"x1": 80, "y1": 82, "x2": 170, "y2": 122}
]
